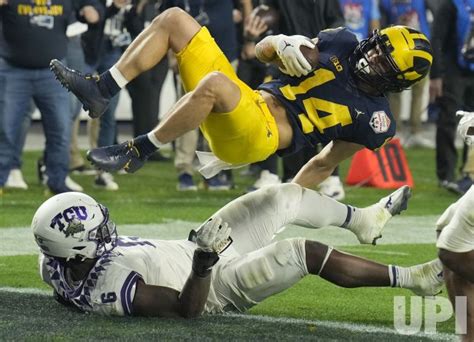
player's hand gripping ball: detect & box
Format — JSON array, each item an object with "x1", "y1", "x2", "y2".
[{"x1": 274, "y1": 35, "x2": 318, "y2": 77}]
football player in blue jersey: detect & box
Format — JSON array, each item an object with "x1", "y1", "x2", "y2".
[{"x1": 50, "y1": 7, "x2": 432, "y2": 188}]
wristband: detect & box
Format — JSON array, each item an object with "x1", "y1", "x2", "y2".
[{"x1": 192, "y1": 249, "x2": 219, "y2": 277}]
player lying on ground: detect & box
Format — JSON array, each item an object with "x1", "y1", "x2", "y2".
[
  {"x1": 33, "y1": 184, "x2": 443, "y2": 317},
  {"x1": 50, "y1": 7, "x2": 433, "y2": 187},
  {"x1": 436, "y1": 111, "x2": 474, "y2": 341}
]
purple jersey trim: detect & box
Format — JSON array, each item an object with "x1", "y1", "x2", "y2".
[{"x1": 121, "y1": 271, "x2": 141, "y2": 315}]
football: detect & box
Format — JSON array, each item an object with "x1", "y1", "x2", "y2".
[
  {"x1": 300, "y1": 45, "x2": 319, "y2": 69},
  {"x1": 253, "y1": 5, "x2": 279, "y2": 31}
]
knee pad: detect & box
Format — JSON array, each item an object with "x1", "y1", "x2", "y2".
[{"x1": 235, "y1": 238, "x2": 307, "y2": 290}]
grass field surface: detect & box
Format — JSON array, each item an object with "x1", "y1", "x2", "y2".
[{"x1": 0, "y1": 149, "x2": 462, "y2": 340}]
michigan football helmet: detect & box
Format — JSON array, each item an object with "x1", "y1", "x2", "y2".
[
  {"x1": 351, "y1": 25, "x2": 433, "y2": 93},
  {"x1": 32, "y1": 192, "x2": 117, "y2": 260}
]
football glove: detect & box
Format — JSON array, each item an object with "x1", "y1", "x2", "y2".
[
  {"x1": 273, "y1": 34, "x2": 315, "y2": 77},
  {"x1": 195, "y1": 217, "x2": 232, "y2": 254},
  {"x1": 192, "y1": 217, "x2": 232, "y2": 277},
  {"x1": 457, "y1": 110, "x2": 474, "y2": 145}
]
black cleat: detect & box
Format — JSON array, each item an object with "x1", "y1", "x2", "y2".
[
  {"x1": 86, "y1": 141, "x2": 148, "y2": 173},
  {"x1": 50, "y1": 59, "x2": 110, "y2": 119}
]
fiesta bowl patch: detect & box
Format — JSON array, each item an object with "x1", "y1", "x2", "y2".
[{"x1": 369, "y1": 111, "x2": 391, "y2": 134}]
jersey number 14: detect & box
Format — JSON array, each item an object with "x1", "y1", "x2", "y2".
[{"x1": 279, "y1": 68, "x2": 353, "y2": 133}]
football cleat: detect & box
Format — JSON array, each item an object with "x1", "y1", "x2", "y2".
[
  {"x1": 379, "y1": 185, "x2": 411, "y2": 216},
  {"x1": 87, "y1": 141, "x2": 147, "y2": 173},
  {"x1": 405, "y1": 259, "x2": 444, "y2": 297},
  {"x1": 349, "y1": 185, "x2": 411, "y2": 245},
  {"x1": 50, "y1": 59, "x2": 110, "y2": 119}
]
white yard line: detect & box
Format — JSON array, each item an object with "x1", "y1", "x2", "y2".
[
  {"x1": 0, "y1": 287, "x2": 51, "y2": 295},
  {"x1": 228, "y1": 313, "x2": 455, "y2": 341},
  {"x1": 0, "y1": 216, "x2": 439, "y2": 256}
]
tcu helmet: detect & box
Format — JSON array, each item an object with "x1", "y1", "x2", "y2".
[
  {"x1": 351, "y1": 25, "x2": 433, "y2": 93},
  {"x1": 32, "y1": 192, "x2": 117, "y2": 260}
]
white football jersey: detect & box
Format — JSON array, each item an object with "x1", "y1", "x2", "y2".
[
  {"x1": 40, "y1": 184, "x2": 317, "y2": 316},
  {"x1": 41, "y1": 235, "x2": 310, "y2": 316},
  {"x1": 41, "y1": 236, "x2": 212, "y2": 316}
]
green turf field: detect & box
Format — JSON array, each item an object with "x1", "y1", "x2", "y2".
[{"x1": 0, "y1": 149, "x2": 462, "y2": 340}]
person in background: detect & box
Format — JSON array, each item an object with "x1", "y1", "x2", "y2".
[
  {"x1": 237, "y1": 1, "x2": 283, "y2": 191},
  {"x1": 163, "y1": 0, "x2": 239, "y2": 191},
  {"x1": 339, "y1": 0, "x2": 380, "y2": 41},
  {"x1": 429, "y1": 0, "x2": 474, "y2": 195},
  {"x1": 380, "y1": 0, "x2": 433, "y2": 149},
  {"x1": 66, "y1": 19, "x2": 97, "y2": 180},
  {"x1": 125, "y1": 0, "x2": 170, "y2": 164},
  {"x1": 80, "y1": 0, "x2": 134, "y2": 191},
  {"x1": 0, "y1": 0, "x2": 103, "y2": 195},
  {"x1": 2, "y1": 11, "x2": 85, "y2": 191}
]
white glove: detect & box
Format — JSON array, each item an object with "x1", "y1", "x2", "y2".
[
  {"x1": 457, "y1": 110, "x2": 474, "y2": 145},
  {"x1": 196, "y1": 217, "x2": 232, "y2": 254},
  {"x1": 273, "y1": 34, "x2": 315, "y2": 77}
]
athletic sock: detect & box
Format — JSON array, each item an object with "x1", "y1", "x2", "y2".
[
  {"x1": 97, "y1": 66, "x2": 128, "y2": 99},
  {"x1": 388, "y1": 264, "x2": 402, "y2": 287},
  {"x1": 147, "y1": 132, "x2": 164, "y2": 148},
  {"x1": 132, "y1": 134, "x2": 161, "y2": 158},
  {"x1": 341, "y1": 205, "x2": 356, "y2": 228}
]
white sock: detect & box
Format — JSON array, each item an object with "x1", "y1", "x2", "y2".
[
  {"x1": 109, "y1": 66, "x2": 129, "y2": 88},
  {"x1": 389, "y1": 264, "x2": 415, "y2": 289},
  {"x1": 147, "y1": 132, "x2": 164, "y2": 148},
  {"x1": 345, "y1": 206, "x2": 366, "y2": 230}
]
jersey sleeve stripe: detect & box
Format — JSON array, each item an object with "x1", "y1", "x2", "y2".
[{"x1": 120, "y1": 271, "x2": 141, "y2": 315}]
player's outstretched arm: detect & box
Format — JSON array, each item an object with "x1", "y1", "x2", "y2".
[
  {"x1": 132, "y1": 217, "x2": 231, "y2": 318},
  {"x1": 292, "y1": 140, "x2": 363, "y2": 188}
]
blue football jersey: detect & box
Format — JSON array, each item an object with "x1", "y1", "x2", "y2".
[{"x1": 258, "y1": 27, "x2": 395, "y2": 157}]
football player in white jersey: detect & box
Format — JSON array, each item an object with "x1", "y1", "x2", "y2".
[
  {"x1": 436, "y1": 110, "x2": 474, "y2": 341},
  {"x1": 33, "y1": 184, "x2": 443, "y2": 318}
]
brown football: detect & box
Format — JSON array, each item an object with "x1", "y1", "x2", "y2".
[{"x1": 300, "y1": 45, "x2": 319, "y2": 69}]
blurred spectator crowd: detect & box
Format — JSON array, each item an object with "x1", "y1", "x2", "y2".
[{"x1": 0, "y1": 0, "x2": 473, "y2": 197}]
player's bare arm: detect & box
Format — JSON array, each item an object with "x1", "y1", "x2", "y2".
[
  {"x1": 133, "y1": 217, "x2": 231, "y2": 318},
  {"x1": 292, "y1": 140, "x2": 364, "y2": 188},
  {"x1": 133, "y1": 276, "x2": 211, "y2": 318}
]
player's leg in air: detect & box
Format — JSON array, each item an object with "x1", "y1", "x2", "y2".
[
  {"x1": 205, "y1": 184, "x2": 442, "y2": 312},
  {"x1": 436, "y1": 186, "x2": 474, "y2": 340},
  {"x1": 53, "y1": 8, "x2": 203, "y2": 119},
  {"x1": 51, "y1": 7, "x2": 279, "y2": 174},
  {"x1": 207, "y1": 183, "x2": 411, "y2": 253}
]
